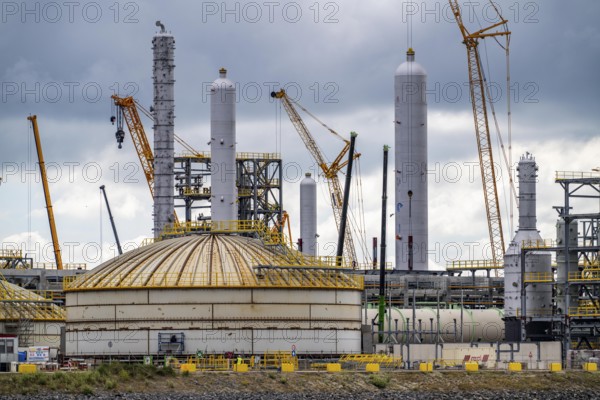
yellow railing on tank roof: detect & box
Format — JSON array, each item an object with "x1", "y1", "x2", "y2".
[{"x1": 63, "y1": 270, "x2": 364, "y2": 291}]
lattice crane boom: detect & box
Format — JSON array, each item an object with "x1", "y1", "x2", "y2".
[
  {"x1": 448, "y1": 0, "x2": 510, "y2": 266},
  {"x1": 272, "y1": 89, "x2": 358, "y2": 264},
  {"x1": 111, "y1": 95, "x2": 180, "y2": 227}
]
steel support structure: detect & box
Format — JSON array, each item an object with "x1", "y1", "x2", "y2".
[
  {"x1": 519, "y1": 172, "x2": 600, "y2": 363},
  {"x1": 174, "y1": 154, "x2": 282, "y2": 230}
]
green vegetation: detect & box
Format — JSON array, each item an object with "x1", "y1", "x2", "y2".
[
  {"x1": 0, "y1": 363, "x2": 174, "y2": 395},
  {"x1": 368, "y1": 373, "x2": 390, "y2": 389},
  {"x1": 0, "y1": 367, "x2": 599, "y2": 396}
]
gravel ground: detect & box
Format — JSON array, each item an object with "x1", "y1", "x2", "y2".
[{"x1": 2, "y1": 390, "x2": 599, "y2": 400}]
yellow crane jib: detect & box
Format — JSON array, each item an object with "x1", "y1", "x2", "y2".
[
  {"x1": 111, "y1": 95, "x2": 180, "y2": 228},
  {"x1": 27, "y1": 115, "x2": 63, "y2": 270},
  {"x1": 448, "y1": 0, "x2": 510, "y2": 267},
  {"x1": 271, "y1": 89, "x2": 360, "y2": 265}
]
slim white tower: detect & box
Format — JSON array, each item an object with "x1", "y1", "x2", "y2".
[
  {"x1": 300, "y1": 172, "x2": 317, "y2": 256},
  {"x1": 210, "y1": 68, "x2": 237, "y2": 222},
  {"x1": 504, "y1": 153, "x2": 552, "y2": 340},
  {"x1": 152, "y1": 22, "x2": 175, "y2": 237},
  {"x1": 395, "y1": 48, "x2": 428, "y2": 271}
]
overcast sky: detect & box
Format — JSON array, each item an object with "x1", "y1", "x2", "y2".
[{"x1": 1, "y1": 0, "x2": 599, "y2": 270}]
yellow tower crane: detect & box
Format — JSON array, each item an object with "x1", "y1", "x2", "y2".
[
  {"x1": 27, "y1": 115, "x2": 63, "y2": 270},
  {"x1": 448, "y1": 1, "x2": 510, "y2": 267},
  {"x1": 111, "y1": 95, "x2": 155, "y2": 195},
  {"x1": 271, "y1": 89, "x2": 361, "y2": 265},
  {"x1": 111, "y1": 95, "x2": 186, "y2": 227}
]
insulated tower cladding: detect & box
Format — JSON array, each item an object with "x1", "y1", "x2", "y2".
[
  {"x1": 300, "y1": 172, "x2": 317, "y2": 256},
  {"x1": 210, "y1": 68, "x2": 237, "y2": 221},
  {"x1": 152, "y1": 25, "x2": 175, "y2": 237},
  {"x1": 504, "y1": 153, "x2": 552, "y2": 341},
  {"x1": 395, "y1": 48, "x2": 428, "y2": 271}
]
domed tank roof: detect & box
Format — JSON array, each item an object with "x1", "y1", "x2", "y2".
[
  {"x1": 0, "y1": 278, "x2": 65, "y2": 321},
  {"x1": 395, "y1": 48, "x2": 427, "y2": 76},
  {"x1": 66, "y1": 235, "x2": 362, "y2": 291}
]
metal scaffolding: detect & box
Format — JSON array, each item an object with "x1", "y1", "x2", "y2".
[
  {"x1": 174, "y1": 153, "x2": 282, "y2": 230},
  {"x1": 519, "y1": 171, "x2": 600, "y2": 359}
]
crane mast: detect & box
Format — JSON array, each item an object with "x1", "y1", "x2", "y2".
[
  {"x1": 448, "y1": 1, "x2": 510, "y2": 266},
  {"x1": 27, "y1": 115, "x2": 63, "y2": 270},
  {"x1": 272, "y1": 90, "x2": 358, "y2": 264}
]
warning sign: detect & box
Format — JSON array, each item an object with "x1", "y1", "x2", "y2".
[{"x1": 27, "y1": 346, "x2": 49, "y2": 362}]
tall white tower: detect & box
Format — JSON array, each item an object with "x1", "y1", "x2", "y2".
[
  {"x1": 395, "y1": 48, "x2": 428, "y2": 271},
  {"x1": 504, "y1": 153, "x2": 552, "y2": 341},
  {"x1": 300, "y1": 172, "x2": 317, "y2": 256},
  {"x1": 152, "y1": 22, "x2": 175, "y2": 237},
  {"x1": 210, "y1": 68, "x2": 237, "y2": 222}
]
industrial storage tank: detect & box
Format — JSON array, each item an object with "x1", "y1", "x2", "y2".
[
  {"x1": 504, "y1": 153, "x2": 552, "y2": 341},
  {"x1": 364, "y1": 307, "x2": 504, "y2": 343},
  {"x1": 64, "y1": 234, "x2": 364, "y2": 357},
  {"x1": 300, "y1": 172, "x2": 317, "y2": 256},
  {"x1": 0, "y1": 279, "x2": 64, "y2": 347},
  {"x1": 395, "y1": 48, "x2": 428, "y2": 271}
]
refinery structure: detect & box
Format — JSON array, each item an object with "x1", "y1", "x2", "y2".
[{"x1": 1, "y1": 3, "x2": 600, "y2": 374}]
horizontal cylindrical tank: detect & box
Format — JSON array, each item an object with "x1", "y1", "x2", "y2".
[{"x1": 364, "y1": 307, "x2": 504, "y2": 343}]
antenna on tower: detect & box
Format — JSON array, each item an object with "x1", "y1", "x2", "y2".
[{"x1": 155, "y1": 20, "x2": 166, "y2": 33}]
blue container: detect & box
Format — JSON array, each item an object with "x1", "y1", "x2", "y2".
[{"x1": 18, "y1": 351, "x2": 27, "y2": 362}]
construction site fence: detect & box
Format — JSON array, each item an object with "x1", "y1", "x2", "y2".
[{"x1": 66, "y1": 354, "x2": 600, "y2": 372}]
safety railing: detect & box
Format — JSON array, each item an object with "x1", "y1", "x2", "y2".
[
  {"x1": 556, "y1": 171, "x2": 600, "y2": 180},
  {"x1": 140, "y1": 238, "x2": 155, "y2": 247},
  {"x1": 159, "y1": 219, "x2": 267, "y2": 238},
  {"x1": 446, "y1": 259, "x2": 503, "y2": 270},
  {"x1": 32, "y1": 262, "x2": 87, "y2": 270},
  {"x1": 357, "y1": 262, "x2": 393, "y2": 270},
  {"x1": 0, "y1": 249, "x2": 22, "y2": 258},
  {"x1": 521, "y1": 239, "x2": 555, "y2": 249},
  {"x1": 569, "y1": 306, "x2": 600, "y2": 318},
  {"x1": 63, "y1": 269, "x2": 364, "y2": 291},
  {"x1": 523, "y1": 272, "x2": 554, "y2": 283},
  {"x1": 182, "y1": 187, "x2": 253, "y2": 197},
  {"x1": 176, "y1": 151, "x2": 281, "y2": 160},
  {"x1": 252, "y1": 253, "x2": 349, "y2": 269},
  {"x1": 516, "y1": 308, "x2": 557, "y2": 317},
  {"x1": 569, "y1": 269, "x2": 600, "y2": 282},
  {"x1": 339, "y1": 353, "x2": 402, "y2": 369},
  {"x1": 236, "y1": 152, "x2": 280, "y2": 160},
  {"x1": 255, "y1": 351, "x2": 298, "y2": 370}
]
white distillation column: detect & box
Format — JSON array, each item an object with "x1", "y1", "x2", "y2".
[
  {"x1": 152, "y1": 22, "x2": 175, "y2": 237},
  {"x1": 504, "y1": 153, "x2": 552, "y2": 321},
  {"x1": 395, "y1": 48, "x2": 428, "y2": 271},
  {"x1": 300, "y1": 172, "x2": 317, "y2": 256},
  {"x1": 210, "y1": 68, "x2": 237, "y2": 222}
]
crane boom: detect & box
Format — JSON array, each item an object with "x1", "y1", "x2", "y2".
[
  {"x1": 111, "y1": 95, "x2": 181, "y2": 227},
  {"x1": 112, "y1": 95, "x2": 155, "y2": 195},
  {"x1": 100, "y1": 185, "x2": 123, "y2": 256},
  {"x1": 449, "y1": 1, "x2": 509, "y2": 266},
  {"x1": 271, "y1": 89, "x2": 358, "y2": 264},
  {"x1": 27, "y1": 115, "x2": 63, "y2": 270}
]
